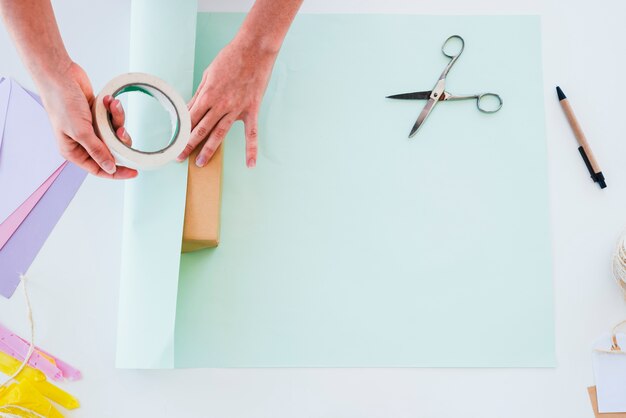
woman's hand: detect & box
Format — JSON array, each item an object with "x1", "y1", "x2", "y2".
[
  {"x1": 39, "y1": 62, "x2": 137, "y2": 179},
  {"x1": 178, "y1": 39, "x2": 278, "y2": 168}
]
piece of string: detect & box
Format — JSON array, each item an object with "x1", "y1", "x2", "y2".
[
  {"x1": 0, "y1": 275, "x2": 35, "y2": 388},
  {"x1": 0, "y1": 405, "x2": 45, "y2": 418},
  {"x1": 0, "y1": 275, "x2": 40, "y2": 418},
  {"x1": 612, "y1": 233, "x2": 626, "y2": 296},
  {"x1": 611, "y1": 319, "x2": 626, "y2": 351}
]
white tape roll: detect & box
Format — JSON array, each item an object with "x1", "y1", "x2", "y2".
[{"x1": 92, "y1": 72, "x2": 190, "y2": 170}]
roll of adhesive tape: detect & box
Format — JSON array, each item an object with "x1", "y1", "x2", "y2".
[{"x1": 92, "y1": 72, "x2": 190, "y2": 170}]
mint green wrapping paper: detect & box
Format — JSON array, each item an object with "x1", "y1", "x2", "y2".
[
  {"x1": 117, "y1": 12, "x2": 554, "y2": 368},
  {"x1": 115, "y1": 0, "x2": 196, "y2": 369}
]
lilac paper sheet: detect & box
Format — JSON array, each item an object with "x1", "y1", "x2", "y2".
[
  {"x1": 0, "y1": 163, "x2": 86, "y2": 298},
  {"x1": 0, "y1": 79, "x2": 64, "y2": 223},
  {"x1": 0, "y1": 78, "x2": 11, "y2": 151}
]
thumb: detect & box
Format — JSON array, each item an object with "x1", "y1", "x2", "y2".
[{"x1": 72, "y1": 123, "x2": 117, "y2": 174}]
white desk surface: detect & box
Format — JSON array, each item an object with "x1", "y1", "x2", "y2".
[{"x1": 1, "y1": 0, "x2": 626, "y2": 416}]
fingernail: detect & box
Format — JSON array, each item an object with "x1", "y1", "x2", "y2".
[
  {"x1": 102, "y1": 160, "x2": 116, "y2": 174},
  {"x1": 176, "y1": 154, "x2": 185, "y2": 162},
  {"x1": 196, "y1": 155, "x2": 207, "y2": 167},
  {"x1": 247, "y1": 158, "x2": 256, "y2": 168},
  {"x1": 115, "y1": 100, "x2": 123, "y2": 111}
]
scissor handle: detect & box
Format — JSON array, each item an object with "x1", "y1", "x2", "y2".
[
  {"x1": 438, "y1": 35, "x2": 465, "y2": 80},
  {"x1": 442, "y1": 35, "x2": 465, "y2": 59},
  {"x1": 476, "y1": 93, "x2": 503, "y2": 113}
]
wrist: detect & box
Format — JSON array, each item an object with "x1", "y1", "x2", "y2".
[
  {"x1": 233, "y1": 28, "x2": 282, "y2": 58},
  {"x1": 30, "y1": 53, "x2": 73, "y2": 89}
]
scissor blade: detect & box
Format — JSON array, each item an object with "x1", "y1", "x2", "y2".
[
  {"x1": 386, "y1": 91, "x2": 432, "y2": 100},
  {"x1": 409, "y1": 97, "x2": 438, "y2": 138}
]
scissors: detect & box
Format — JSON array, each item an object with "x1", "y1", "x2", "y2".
[{"x1": 387, "y1": 35, "x2": 503, "y2": 138}]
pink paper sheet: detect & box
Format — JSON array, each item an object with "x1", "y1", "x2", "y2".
[{"x1": 0, "y1": 162, "x2": 66, "y2": 251}]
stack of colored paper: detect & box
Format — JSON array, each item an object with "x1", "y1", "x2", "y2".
[{"x1": 0, "y1": 77, "x2": 87, "y2": 299}]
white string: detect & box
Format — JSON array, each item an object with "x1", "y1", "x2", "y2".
[
  {"x1": 0, "y1": 275, "x2": 36, "y2": 388},
  {"x1": 0, "y1": 275, "x2": 41, "y2": 417},
  {"x1": 0, "y1": 405, "x2": 45, "y2": 418}
]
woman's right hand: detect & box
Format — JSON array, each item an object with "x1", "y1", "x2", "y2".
[{"x1": 39, "y1": 62, "x2": 137, "y2": 179}]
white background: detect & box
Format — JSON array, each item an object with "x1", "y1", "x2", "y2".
[{"x1": 1, "y1": 0, "x2": 626, "y2": 416}]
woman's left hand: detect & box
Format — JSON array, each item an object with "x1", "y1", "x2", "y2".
[{"x1": 177, "y1": 38, "x2": 278, "y2": 168}]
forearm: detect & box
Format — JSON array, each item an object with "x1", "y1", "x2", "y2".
[
  {"x1": 0, "y1": 0, "x2": 71, "y2": 86},
  {"x1": 235, "y1": 0, "x2": 303, "y2": 54}
]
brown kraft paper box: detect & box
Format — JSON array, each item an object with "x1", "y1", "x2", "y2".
[
  {"x1": 588, "y1": 386, "x2": 626, "y2": 417},
  {"x1": 181, "y1": 145, "x2": 223, "y2": 252}
]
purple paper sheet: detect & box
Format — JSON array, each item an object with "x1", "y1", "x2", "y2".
[
  {"x1": 22, "y1": 86, "x2": 43, "y2": 106},
  {"x1": 0, "y1": 77, "x2": 11, "y2": 151},
  {"x1": 0, "y1": 79, "x2": 64, "y2": 223},
  {"x1": 0, "y1": 162, "x2": 86, "y2": 298}
]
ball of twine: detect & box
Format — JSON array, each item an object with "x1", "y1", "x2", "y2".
[{"x1": 612, "y1": 234, "x2": 626, "y2": 295}]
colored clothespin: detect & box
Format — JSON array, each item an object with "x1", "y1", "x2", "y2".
[
  {"x1": 0, "y1": 324, "x2": 81, "y2": 381},
  {"x1": 0, "y1": 380, "x2": 64, "y2": 418},
  {"x1": 0, "y1": 351, "x2": 79, "y2": 410}
]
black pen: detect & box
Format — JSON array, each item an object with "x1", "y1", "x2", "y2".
[{"x1": 556, "y1": 86, "x2": 606, "y2": 189}]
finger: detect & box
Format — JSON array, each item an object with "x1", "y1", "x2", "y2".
[
  {"x1": 71, "y1": 124, "x2": 117, "y2": 175},
  {"x1": 176, "y1": 108, "x2": 222, "y2": 162},
  {"x1": 195, "y1": 115, "x2": 234, "y2": 167},
  {"x1": 117, "y1": 126, "x2": 132, "y2": 147},
  {"x1": 189, "y1": 93, "x2": 214, "y2": 128},
  {"x1": 109, "y1": 166, "x2": 137, "y2": 179},
  {"x1": 103, "y1": 96, "x2": 132, "y2": 146},
  {"x1": 109, "y1": 98, "x2": 126, "y2": 131},
  {"x1": 187, "y1": 72, "x2": 208, "y2": 111},
  {"x1": 188, "y1": 83, "x2": 203, "y2": 111},
  {"x1": 96, "y1": 164, "x2": 137, "y2": 179},
  {"x1": 244, "y1": 114, "x2": 258, "y2": 168},
  {"x1": 64, "y1": 141, "x2": 137, "y2": 179}
]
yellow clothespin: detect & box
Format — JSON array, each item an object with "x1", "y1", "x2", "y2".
[
  {"x1": 0, "y1": 380, "x2": 64, "y2": 418},
  {"x1": 0, "y1": 351, "x2": 79, "y2": 410},
  {"x1": 0, "y1": 350, "x2": 46, "y2": 382}
]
